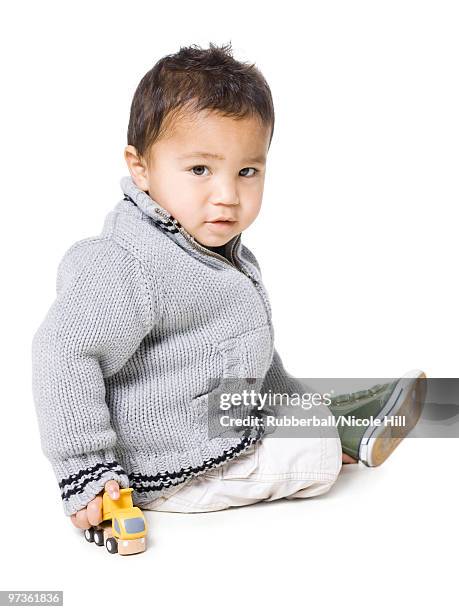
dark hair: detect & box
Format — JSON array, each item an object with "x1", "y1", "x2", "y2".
[{"x1": 127, "y1": 42, "x2": 275, "y2": 161}]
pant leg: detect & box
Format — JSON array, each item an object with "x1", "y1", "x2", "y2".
[
  {"x1": 284, "y1": 435, "x2": 342, "y2": 499},
  {"x1": 141, "y1": 403, "x2": 342, "y2": 513}
]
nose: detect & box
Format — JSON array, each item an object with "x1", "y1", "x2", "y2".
[{"x1": 208, "y1": 178, "x2": 240, "y2": 208}]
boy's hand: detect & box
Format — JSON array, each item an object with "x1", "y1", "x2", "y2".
[{"x1": 70, "y1": 480, "x2": 120, "y2": 530}]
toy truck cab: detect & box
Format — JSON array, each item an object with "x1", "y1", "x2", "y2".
[{"x1": 84, "y1": 487, "x2": 148, "y2": 555}]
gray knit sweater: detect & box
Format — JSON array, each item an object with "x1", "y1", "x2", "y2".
[{"x1": 31, "y1": 176, "x2": 307, "y2": 516}]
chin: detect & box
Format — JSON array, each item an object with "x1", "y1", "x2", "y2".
[
  {"x1": 194, "y1": 224, "x2": 240, "y2": 248},
  {"x1": 194, "y1": 232, "x2": 224, "y2": 248},
  {"x1": 197, "y1": 238, "x2": 222, "y2": 248}
]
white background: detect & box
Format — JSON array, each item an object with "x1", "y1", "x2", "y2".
[{"x1": 1, "y1": 1, "x2": 457, "y2": 610}]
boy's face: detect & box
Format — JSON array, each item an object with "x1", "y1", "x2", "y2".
[{"x1": 125, "y1": 109, "x2": 271, "y2": 247}]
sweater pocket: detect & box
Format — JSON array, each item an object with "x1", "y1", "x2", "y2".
[
  {"x1": 188, "y1": 390, "x2": 261, "y2": 479},
  {"x1": 189, "y1": 392, "x2": 214, "y2": 440},
  {"x1": 194, "y1": 324, "x2": 274, "y2": 442},
  {"x1": 217, "y1": 324, "x2": 273, "y2": 380},
  {"x1": 189, "y1": 390, "x2": 241, "y2": 443}
]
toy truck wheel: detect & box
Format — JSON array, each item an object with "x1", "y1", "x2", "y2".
[
  {"x1": 84, "y1": 527, "x2": 95, "y2": 543},
  {"x1": 106, "y1": 537, "x2": 118, "y2": 554},
  {"x1": 93, "y1": 529, "x2": 105, "y2": 546}
]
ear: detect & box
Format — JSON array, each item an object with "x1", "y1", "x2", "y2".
[{"x1": 124, "y1": 145, "x2": 150, "y2": 191}]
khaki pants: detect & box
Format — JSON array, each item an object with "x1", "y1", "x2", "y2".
[{"x1": 142, "y1": 404, "x2": 342, "y2": 513}]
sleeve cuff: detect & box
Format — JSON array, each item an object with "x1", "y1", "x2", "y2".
[{"x1": 50, "y1": 449, "x2": 130, "y2": 516}]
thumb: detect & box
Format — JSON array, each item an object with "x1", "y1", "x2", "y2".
[{"x1": 104, "y1": 480, "x2": 120, "y2": 500}]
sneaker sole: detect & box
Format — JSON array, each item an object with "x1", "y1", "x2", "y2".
[{"x1": 359, "y1": 370, "x2": 427, "y2": 467}]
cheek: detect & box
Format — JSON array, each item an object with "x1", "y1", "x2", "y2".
[
  {"x1": 168, "y1": 202, "x2": 194, "y2": 227},
  {"x1": 244, "y1": 193, "x2": 263, "y2": 222}
]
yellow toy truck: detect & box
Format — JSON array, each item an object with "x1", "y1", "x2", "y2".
[{"x1": 84, "y1": 487, "x2": 147, "y2": 555}]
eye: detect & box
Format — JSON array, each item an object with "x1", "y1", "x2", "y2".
[
  {"x1": 190, "y1": 165, "x2": 210, "y2": 176},
  {"x1": 240, "y1": 168, "x2": 258, "y2": 177},
  {"x1": 189, "y1": 165, "x2": 259, "y2": 177}
]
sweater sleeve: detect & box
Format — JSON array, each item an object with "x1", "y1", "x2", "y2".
[{"x1": 31, "y1": 237, "x2": 158, "y2": 516}]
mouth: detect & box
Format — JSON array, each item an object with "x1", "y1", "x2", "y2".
[{"x1": 205, "y1": 219, "x2": 236, "y2": 228}]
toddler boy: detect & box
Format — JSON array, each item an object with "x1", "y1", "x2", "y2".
[{"x1": 31, "y1": 43, "x2": 426, "y2": 528}]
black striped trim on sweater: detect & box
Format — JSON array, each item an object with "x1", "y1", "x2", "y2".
[
  {"x1": 59, "y1": 431, "x2": 263, "y2": 502},
  {"x1": 129, "y1": 430, "x2": 263, "y2": 494},
  {"x1": 59, "y1": 461, "x2": 128, "y2": 501},
  {"x1": 123, "y1": 193, "x2": 137, "y2": 206},
  {"x1": 123, "y1": 194, "x2": 182, "y2": 234}
]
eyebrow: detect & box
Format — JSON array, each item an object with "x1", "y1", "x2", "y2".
[{"x1": 177, "y1": 151, "x2": 266, "y2": 164}]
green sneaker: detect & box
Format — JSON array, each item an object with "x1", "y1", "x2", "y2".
[{"x1": 329, "y1": 371, "x2": 427, "y2": 467}]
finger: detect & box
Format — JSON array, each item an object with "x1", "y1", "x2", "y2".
[
  {"x1": 104, "y1": 479, "x2": 120, "y2": 500},
  {"x1": 87, "y1": 496, "x2": 103, "y2": 526},
  {"x1": 70, "y1": 514, "x2": 79, "y2": 528},
  {"x1": 75, "y1": 509, "x2": 91, "y2": 530}
]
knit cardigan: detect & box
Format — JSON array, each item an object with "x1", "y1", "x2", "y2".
[{"x1": 31, "y1": 175, "x2": 307, "y2": 516}]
